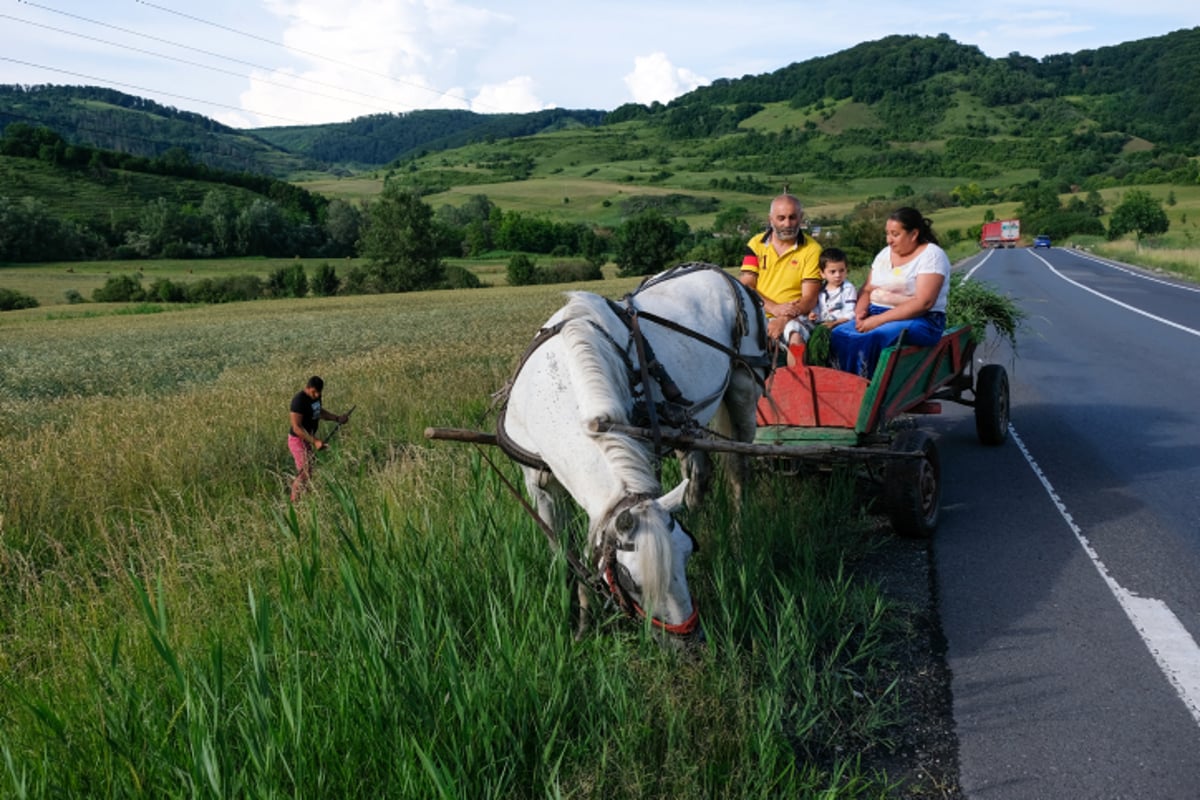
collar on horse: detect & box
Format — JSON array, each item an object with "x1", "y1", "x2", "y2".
[{"x1": 596, "y1": 492, "x2": 701, "y2": 637}]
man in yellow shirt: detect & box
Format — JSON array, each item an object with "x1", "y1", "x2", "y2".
[{"x1": 739, "y1": 193, "x2": 823, "y2": 342}]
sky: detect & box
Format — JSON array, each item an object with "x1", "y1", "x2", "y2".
[{"x1": 2, "y1": 0, "x2": 1198, "y2": 130}]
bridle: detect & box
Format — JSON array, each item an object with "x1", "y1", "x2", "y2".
[
  {"x1": 595, "y1": 494, "x2": 701, "y2": 638},
  {"x1": 478, "y1": 446, "x2": 701, "y2": 637}
]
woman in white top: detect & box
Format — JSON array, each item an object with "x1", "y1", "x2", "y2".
[{"x1": 830, "y1": 207, "x2": 950, "y2": 377}]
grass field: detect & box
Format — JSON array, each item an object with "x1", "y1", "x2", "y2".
[
  {"x1": 2, "y1": 272, "x2": 927, "y2": 797},
  {"x1": 0, "y1": 256, "x2": 367, "y2": 308}
]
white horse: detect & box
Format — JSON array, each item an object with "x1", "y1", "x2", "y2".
[{"x1": 497, "y1": 263, "x2": 769, "y2": 638}]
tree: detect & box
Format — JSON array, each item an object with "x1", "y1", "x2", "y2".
[
  {"x1": 200, "y1": 190, "x2": 239, "y2": 256},
  {"x1": 359, "y1": 182, "x2": 444, "y2": 292},
  {"x1": 312, "y1": 263, "x2": 341, "y2": 296},
  {"x1": 712, "y1": 205, "x2": 755, "y2": 237},
  {"x1": 1108, "y1": 189, "x2": 1169, "y2": 246},
  {"x1": 269, "y1": 263, "x2": 309, "y2": 298},
  {"x1": 236, "y1": 199, "x2": 290, "y2": 257},
  {"x1": 612, "y1": 211, "x2": 683, "y2": 277},
  {"x1": 506, "y1": 254, "x2": 538, "y2": 286},
  {"x1": 323, "y1": 199, "x2": 362, "y2": 257}
]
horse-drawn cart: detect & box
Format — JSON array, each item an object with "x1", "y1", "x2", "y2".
[
  {"x1": 754, "y1": 324, "x2": 1009, "y2": 537},
  {"x1": 425, "y1": 264, "x2": 1011, "y2": 637}
]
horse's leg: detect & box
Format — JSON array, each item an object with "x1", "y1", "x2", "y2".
[
  {"x1": 678, "y1": 447, "x2": 713, "y2": 510},
  {"x1": 523, "y1": 467, "x2": 592, "y2": 639},
  {"x1": 722, "y1": 366, "x2": 762, "y2": 509}
]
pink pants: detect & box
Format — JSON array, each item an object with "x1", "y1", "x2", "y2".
[{"x1": 288, "y1": 435, "x2": 312, "y2": 471}]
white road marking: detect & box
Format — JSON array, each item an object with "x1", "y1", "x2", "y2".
[
  {"x1": 1028, "y1": 251, "x2": 1200, "y2": 338},
  {"x1": 966, "y1": 250, "x2": 1200, "y2": 728},
  {"x1": 1009, "y1": 424, "x2": 1200, "y2": 728},
  {"x1": 1070, "y1": 249, "x2": 1200, "y2": 295}
]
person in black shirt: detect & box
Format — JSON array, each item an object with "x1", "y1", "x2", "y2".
[{"x1": 288, "y1": 375, "x2": 350, "y2": 501}]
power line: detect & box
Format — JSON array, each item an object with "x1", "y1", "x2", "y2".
[
  {"x1": 0, "y1": 56, "x2": 313, "y2": 126},
  {"x1": 16, "y1": 0, "x2": 454, "y2": 118},
  {"x1": 132, "y1": 0, "x2": 495, "y2": 112},
  {"x1": 1, "y1": 14, "x2": 404, "y2": 117}
]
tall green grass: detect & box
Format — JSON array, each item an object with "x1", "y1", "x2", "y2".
[{"x1": 2, "y1": 282, "x2": 913, "y2": 797}]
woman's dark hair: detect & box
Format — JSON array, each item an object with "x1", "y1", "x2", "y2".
[{"x1": 889, "y1": 207, "x2": 939, "y2": 246}]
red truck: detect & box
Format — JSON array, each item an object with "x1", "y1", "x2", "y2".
[{"x1": 979, "y1": 219, "x2": 1020, "y2": 248}]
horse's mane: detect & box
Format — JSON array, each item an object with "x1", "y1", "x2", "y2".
[{"x1": 558, "y1": 292, "x2": 661, "y2": 499}]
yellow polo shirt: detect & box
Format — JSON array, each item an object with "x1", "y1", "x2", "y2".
[{"x1": 741, "y1": 231, "x2": 822, "y2": 312}]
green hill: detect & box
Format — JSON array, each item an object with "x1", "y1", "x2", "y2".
[
  {"x1": 252, "y1": 108, "x2": 607, "y2": 168},
  {"x1": 0, "y1": 85, "x2": 317, "y2": 177},
  {"x1": 3, "y1": 28, "x2": 1199, "y2": 263}
]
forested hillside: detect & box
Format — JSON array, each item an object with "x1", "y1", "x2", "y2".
[
  {"x1": 253, "y1": 108, "x2": 607, "y2": 166},
  {"x1": 3, "y1": 28, "x2": 1198, "y2": 269},
  {"x1": 3, "y1": 28, "x2": 1199, "y2": 180},
  {"x1": 0, "y1": 85, "x2": 313, "y2": 176}
]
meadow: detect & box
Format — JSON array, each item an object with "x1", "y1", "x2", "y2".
[{"x1": 1, "y1": 274, "x2": 922, "y2": 797}]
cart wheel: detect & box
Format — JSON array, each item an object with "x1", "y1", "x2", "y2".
[
  {"x1": 885, "y1": 430, "x2": 941, "y2": 538},
  {"x1": 974, "y1": 364, "x2": 1010, "y2": 446}
]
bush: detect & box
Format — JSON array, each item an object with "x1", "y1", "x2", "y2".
[
  {"x1": 340, "y1": 264, "x2": 372, "y2": 295},
  {"x1": 185, "y1": 275, "x2": 264, "y2": 304},
  {"x1": 0, "y1": 287, "x2": 39, "y2": 311},
  {"x1": 506, "y1": 253, "x2": 538, "y2": 286},
  {"x1": 92, "y1": 275, "x2": 146, "y2": 303},
  {"x1": 148, "y1": 278, "x2": 188, "y2": 303},
  {"x1": 63, "y1": 289, "x2": 86, "y2": 305},
  {"x1": 541, "y1": 261, "x2": 603, "y2": 283},
  {"x1": 311, "y1": 262, "x2": 340, "y2": 296},
  {"x1": 441, "y1": 264, "x2": 483, "y2": 289}
]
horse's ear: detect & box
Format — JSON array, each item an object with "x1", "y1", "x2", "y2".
[{"x1": 657, "y1": 479, "x2": 689, "y2": 513}]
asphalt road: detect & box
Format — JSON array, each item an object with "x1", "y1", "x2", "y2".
[{"x1": 928, "y1": 246, "x2": 1200, "y2": 798}]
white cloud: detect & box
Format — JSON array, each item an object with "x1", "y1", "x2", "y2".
[
  {"x1": 471, "y1": 77, "x2": 548, "y2": 114},
  {"x1": 623, "y1": 52, "x2": 708, "y2": 106},
  {"x1": 235, "y1": 0, "x2": 527, "y2": 124}
]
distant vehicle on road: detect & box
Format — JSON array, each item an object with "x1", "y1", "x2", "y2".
[
  {"x1": 1033, "y1": 235, "x2": 1052, "y2": 248},
  {"x1": 981, "y1": 219, "x2": 1021, "y2": 248}
]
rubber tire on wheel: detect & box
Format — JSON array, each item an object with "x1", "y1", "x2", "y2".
[
  {"x1": 974, "y1": 364, "x2": 1010, "y2": 446},
  {"x1": 885, "y1": 429, "x2": 941, "y2": 538}
]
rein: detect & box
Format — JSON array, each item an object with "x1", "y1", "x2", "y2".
[{"x1": 474, "y1": 444, "x2": 605, "y2": 594}]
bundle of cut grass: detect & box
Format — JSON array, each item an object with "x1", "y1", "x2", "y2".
[
  {"x1": 806, "y1": 323, "x2": 833, "y2": 366},
  {"x1": 946, "y1": 272, "x2": 1026, "y2": 350}
]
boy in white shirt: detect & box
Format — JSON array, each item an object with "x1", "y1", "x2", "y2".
[{"x1": 783, "y1": 247, "x2": 857, "y2": 346}]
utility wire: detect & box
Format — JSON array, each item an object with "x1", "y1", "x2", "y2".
[
  {"x1": 17, "y1": 0, "x2": 459, "y2": 116},
  {"x1": 132, "y1": 0, "x2": 493, "y2": 112},
  {"x1": 0, "y1": 56, "x2": 313, "y2": 126},
  {"x1": 2, "y1": 14, "x2": 404, "y2": 117}
]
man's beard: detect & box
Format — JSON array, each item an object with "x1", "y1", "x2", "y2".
[{"x1": 773, "y1": 224, "x2": 800, "y2": 241}]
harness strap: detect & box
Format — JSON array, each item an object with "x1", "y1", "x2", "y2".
[
  {"x1": 494, "y1": 321, "x2": 567, "y2": 471},
  {"x1": 475, "y1": 444, "x2": 605, "y2": 594},
  {"x1": 626, "y1": 307, "x2": 665, "y2": 477}
]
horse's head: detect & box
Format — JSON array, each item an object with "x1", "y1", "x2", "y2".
[{"x1": 597, "y1": 480, "x2": 699, "y2": 638}]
